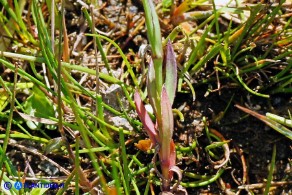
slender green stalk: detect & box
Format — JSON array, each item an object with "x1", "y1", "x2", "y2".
[
  {"x1": 0, "y1": 146, "x2": 17, "y2": 176},
  {"x1": 75, "y1": 135, "x2": 80, "y2": 195},
  {"x1": 181, "y1": 168, "x2": 224, "y2": 188},
  {"x1": 86, "y1": 33, "x2": 140, "y2": 90},
  {"x1": 176, "y1": 141, "x2": 197, "y2": 152},
  {"x1": 205, "y1": 141, "x2": 229, "y2": 151},
  {"x1": 100, "y1": 159, "x2": 112, "y2": 178},
  {"x1": 0, "y1": 133, "x2": 48, "y2": 143},
  {"x1": 96, "y1": 95, "x2": 110, "y2": 138},
  {"x1": 183, "y1": 77, "x2": 196, "y2": 101},
  {"x1": 131, "y1": 176, "x2": 140, "y2": 195},
  {"x1": 119, "y1": 128, "x2": 130, "y2": 195},
  {"x1": 83, "y1": 6, "x2": 112, "y2": 76},
  {"x1": 111, "y1": 152, "x2": 121, "y2": 195},
  {"x1": 56, "y1": 0, "x2": 67, "y2": 162},
  {"x1": 130, "y1": 154, "x2": 144, "y2": 168},
  {"x1": 234, "y1": 66, "x2": 269, "y2": 98},
  {"x1": 0, "y1": 64, "x2": 18, "y2": 176},
  {"x1": 0, "y1": 58, "x2": 54, "y2": 94},
  {"x1": 184, "y1": 172, "x2": 211, "y2": 180},
  {"x1": 264, "y1": 144, "x2": 276, "y2": 195},
  {"x1": 162, "y1": 26, "x2": 182, "y2": 46},
  {"x1": 56, "y1": 168, "x2": 76, "y2": 195}
]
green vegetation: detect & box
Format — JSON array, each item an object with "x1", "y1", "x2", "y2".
[{"x1": 0, "y1": 0, "x2": 291, "y2": 194}]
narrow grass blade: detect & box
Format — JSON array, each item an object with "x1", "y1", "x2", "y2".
[
  {"x1": 74, "y1": 135, "x2": 80, "y2": 195},
  {"x1": 264, "y1": 144, "x2": 276, "y2": 195},
  {"x1": 86, "y1": 34, "x2": 140, "y2": 90},
  {"x1": 110, "y1": 153, "x2": 121, "y2": 195},
  {"x1": 266, "y1": 112, "x2": 292, "y2": 128},
  {"x1": 0, "y1": 63, "x2": 18, "y2": 174},
  {"x1": 96, "y1": 94, "x2": 111, "y2": 139},
  {"x1": 235, "y1": 104, "x2": 292, "y2": 140},
  {"x1": 231, "y1": 4, "x2": 263, "y2": 57},
  {"x1": 234, "y1": 66, "x2": 269, "y2": 98},
  {"x1": 184, "y1": 18, "x2": 216, "y2": 75},
  {"x1": 190, "y1": 43, "x2": 222, "y2": 76},
  {"x1": 119, "y1": 129, "x2": 130, "y2": 195}
]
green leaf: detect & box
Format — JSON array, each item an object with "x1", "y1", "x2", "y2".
[
  {"x1": 160, "y1": 86, "x2": 174, "y2": 148},
  {"x1": 44, "y1": 137, "x2": 63, "y2": 154},
  {"x1": 0, "y1": 90, "x2": 9, "y2": 112},
  {"x1": 162, "y1": 0, "x2": 172, "y2": 9},
  {"x1": 164, "y1": 40, "x2": 177, "y2": 106},
  {"x1": 160, "y1": 86, "x2": 174, "y2": 171},
  {"x1": 159, "y1": 86, "x2": 175, "y2": 188},
  {"x1": 23, "y1": 86, "x2": 56, "y2": 130},
  {"x1": 147, "y1": 59, "x2": 158, "y2": 115},
  {"x1": 141, "y1": 0, "x2": 162, "y2": 60},
  {"x1": 142, "y1": 0, "x2": 164, "y2": 96}
]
